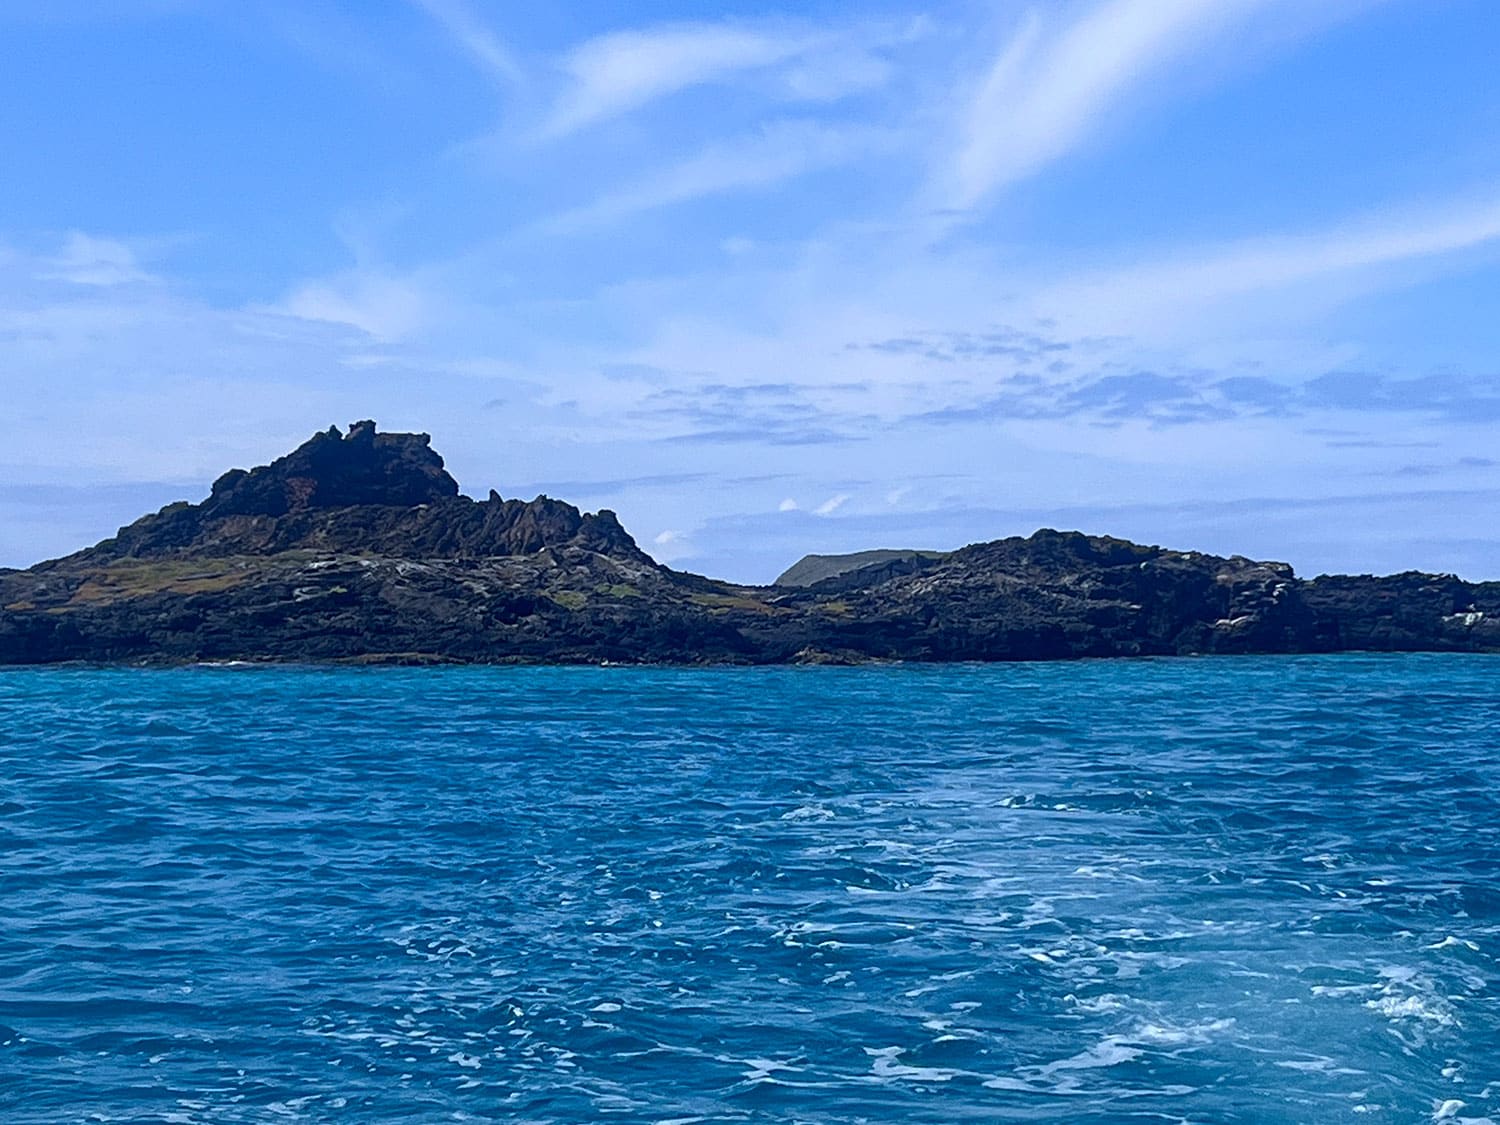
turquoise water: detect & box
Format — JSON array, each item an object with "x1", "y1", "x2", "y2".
[{"x1": 2, "y1": 656, "x2": 1498, "y2": 1123}]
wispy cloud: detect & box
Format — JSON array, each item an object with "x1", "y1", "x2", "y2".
[
  {"x1": 814, "y1": 493, "x2": 850, "y2": 516},
  {"x1": 43, "y1": 232, "x2": 152, "y2": 287},
  {"x1": 626, "y1": 380, "x2": 877, "y2": 447},
  {"x1": 275, "y1": 270, "x2": 432, "y2": 341},
  {"x1": 541, "y1": 21, "x2": 811, "y2": 138},
  {"x1": 896, "y1": 363, "x2": 1500, "y2": 431},
  {"x1": 945, "y1": 0, "x2": 1284, "y2": 211},
  {"x1": 411, "y1": 0, "x2": 522, "y2": 86},
  {"x1": 535, "y1": 15, "x2": 923, "y2": 139},
  {"x1": 779, "y1": 45, "x2": 893, "y2": 102},
  {"x1": 541, "y1": 120, "x2": 899, "y2": 231},
  {"x1": 649, "y1": 526, "x2": 697, "y2": 564},
  {"x1": 1047, "y1": 190, "x2": 1500, "y2": 328}
]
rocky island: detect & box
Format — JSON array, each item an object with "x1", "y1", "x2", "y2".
[{"x1": 2, "y1": 422, "x2": 1496, "y2": 664}]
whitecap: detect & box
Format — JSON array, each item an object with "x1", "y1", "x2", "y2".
[
  {"x1": 1032, "y1": 1038, "x2": 1143, "y2": 1078},
  {"x1": 780, "y1": 805, "x2": 835, "y2": 821},
  {"x1": 1426, "y1": 936, "x2": 1480, "y2": 952},
  {"x1": 1067, "y1": 993, "x2": 1127, "y2": 1014},
  {"x1": 1366, "y1": 995, "x2": 1456, "y2": 1026},
  {"x1": 865, "y1": 1045, "x2": 967, "y2": 1083}
]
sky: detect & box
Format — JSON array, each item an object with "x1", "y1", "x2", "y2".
[{"x1": 3, "y1": 0, "x2": 1500, "y2": 583}]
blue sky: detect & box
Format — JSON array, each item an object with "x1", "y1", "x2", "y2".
[{"x1": 4, "y1": 0, "x2": 1500, "y2": 582}]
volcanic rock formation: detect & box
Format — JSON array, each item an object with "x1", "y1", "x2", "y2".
[{"x1": 2, "y1": 422, "x2": 1497, "y2": 664}]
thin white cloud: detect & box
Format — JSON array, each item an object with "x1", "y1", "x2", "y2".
[
  {"x1": 538, "y1": 16, "x2": 927, "y2": 139},
  {"x1": 542, "y1": 21, "x2": 811, "y2": 138},
  {"x1": 947, "y1": 0, "x2": 1279, "y2": 212},
  {"x1": 411, "y1": 0, "x2": 522, "y2": 85},
  {"x1": 778, "y1": 497, "x2": 799, "y2": 511},
  {"x1": 779, "y1": 47, "x2": 892, "y2": 102},
  {"x1": 43, "y1": 232, "x2": 151, "y2": 287},
  {"x1": 275, "y1": 271, "x2": 432, "y2": 342},
  {"x1": 648, "y1": 526, "x2": 696, "y2": 564},
  {"x1": 814, "y1": 493, "x2": 850, "y2": 516},
  {"x1": 542, "y1": 120, "x2": 899, "y2": 232},
  {"x1": 1048, "y1": 191, "x2": 1500, "y2": 328}
]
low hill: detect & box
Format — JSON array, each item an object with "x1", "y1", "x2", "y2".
[{"x1": 775, "y1": 549, "x2": 949, "y2": 588}]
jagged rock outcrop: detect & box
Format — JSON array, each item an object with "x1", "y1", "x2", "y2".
[
  {"x1": 66, "y1": 421, "x2": 647, "y2": 566},
  {"x1": 205, "y1": 420, "x2": 459, "y2": 516},
  {"x1": 2, "y1": 423, "x2": 1497, "y2": 664}
]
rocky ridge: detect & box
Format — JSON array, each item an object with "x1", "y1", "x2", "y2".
[{"x1": 2, "y1": 423, "x2": 1497, "y2": 664}]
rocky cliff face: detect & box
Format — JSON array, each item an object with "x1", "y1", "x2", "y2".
[{"x1": 2, "y1": 424, "x2": 1497, "y2": 664}]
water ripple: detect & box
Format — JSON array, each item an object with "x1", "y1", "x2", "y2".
[{"x1": 1, "y1": 655, "x2": 1497, "y2": 1122}]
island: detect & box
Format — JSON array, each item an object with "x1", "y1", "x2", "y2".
[{"x1": 2, "y1": 421, "x2": 1496, "y2": 664}]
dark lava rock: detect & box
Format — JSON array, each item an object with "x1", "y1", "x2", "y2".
[
  {"x1": 67, "y1": 422, "x2": 648, "y2": 566},
  {"x1": 206, "y1": 420, "x2": 458, "y2": 517},
  {"x1": 3, "y1": 423, "x2": 1498, "y2": 665}
]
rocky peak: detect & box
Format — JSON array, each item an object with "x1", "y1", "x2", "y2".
[
  {"x1": 203, "y1": 421, "x2": 459, "y2": 517},
  {"x1": 81, "y1": 422, "x2": 652, "y2": 566}
]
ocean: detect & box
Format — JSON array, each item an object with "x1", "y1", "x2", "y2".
[{"x1": 2, "y1": 655, "x2": 1497, "y2": 1123}]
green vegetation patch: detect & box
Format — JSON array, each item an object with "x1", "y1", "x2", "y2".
[
  {"x1": 66, "y1": 558, "x2": 255, "y2": 607},
  {"x1": 687, "y1": 591, "x2": 784, "y2": 615}
]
